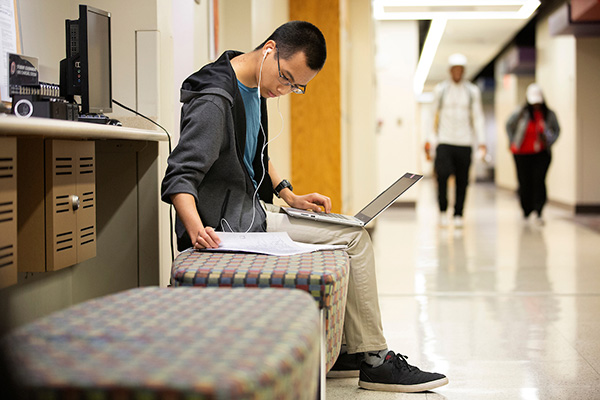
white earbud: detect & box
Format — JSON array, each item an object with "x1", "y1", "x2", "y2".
[{"x1": 259, "y1": 49, "x2": 272, "y2": 100}]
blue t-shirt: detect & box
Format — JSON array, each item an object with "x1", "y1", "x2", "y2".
[{"x1": 237, "y1": 80, "x2": 261, "y2": 187}]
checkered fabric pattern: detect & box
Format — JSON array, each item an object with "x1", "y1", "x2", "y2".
[
  {"x1": 4, "y1": 287, "x2": 320, "y2": 399},
  {"x1": 171, "y1": 249, "x2": 350, "y2": 372}
]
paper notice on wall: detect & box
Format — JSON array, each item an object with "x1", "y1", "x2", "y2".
[{"x1": 0, "y1": 0, "x2": 19, "y2": 103}]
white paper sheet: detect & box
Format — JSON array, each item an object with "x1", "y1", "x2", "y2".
[{"x1": 200, "y1": 232, "x2": 346, "y2": 256}]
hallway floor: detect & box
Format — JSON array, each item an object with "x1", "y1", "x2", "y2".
[{"x1": 326, "y1": 179, "x2": 600, "y2": 399}]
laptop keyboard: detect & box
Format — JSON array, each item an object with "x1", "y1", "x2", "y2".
[{"x1": 317, "y1": 211, "x2": 351, "y2": 220}]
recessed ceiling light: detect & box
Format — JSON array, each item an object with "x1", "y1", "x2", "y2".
[
  {"x1": 413, "y1": 18, "x2": 447, "y2": 96},
  {"x1": 374, "y1": 0, "x2": 541, "y2": 20}
]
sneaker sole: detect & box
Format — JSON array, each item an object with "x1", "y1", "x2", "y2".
[
  {"x1": 326, "y1": 370, "x2": 360, "y2": 379},
  {"x1": 358, "y1": 376, "x2": 449, "y2": 393}
]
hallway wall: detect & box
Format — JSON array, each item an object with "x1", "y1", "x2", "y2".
[
  {"x1": 342, "y1": 0, "x2": 378, "y2": 215},
  {"x1": 536, "y1": 16, "x2": 577, "y2": 207},
  {"x1": 374, "y1": 20, "x2": 420, "y2": 202},
  {"x1": 575, "y1": 36, "x2": 600, "y2": 209},
  {"x1": 494, "y1": 11, "x2": 600, "y2": 213}
]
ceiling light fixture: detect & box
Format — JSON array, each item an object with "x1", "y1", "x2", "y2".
[
  {"x1": 413, "y1": 18, "x2": 447, "y2": 96},
  {"x1": 374, "y1": 0, "x2": 541, "y2": 20}
]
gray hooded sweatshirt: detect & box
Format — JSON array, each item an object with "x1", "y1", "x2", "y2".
[{"x1": 161, "y1": 51, "x2": 273, "y2": 250}]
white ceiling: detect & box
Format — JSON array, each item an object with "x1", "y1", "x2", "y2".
[
  {"x1": 424, "y1": 17, "x2": 533, "y2": 92},
  {"x1": 371, "y1": 1, "x2": 543, "y2": 94}
]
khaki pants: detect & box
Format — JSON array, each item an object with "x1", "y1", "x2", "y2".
[{"x1": 264, "y1": 203, "x2": 387, "y2": 354}]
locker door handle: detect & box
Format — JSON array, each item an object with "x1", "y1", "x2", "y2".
[{"x1": 71, "y1": 195, "x2": 80, "y2": 211}]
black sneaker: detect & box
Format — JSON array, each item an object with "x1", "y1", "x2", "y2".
[
  {"x1": 326, "y1": 351, "x2": 363, "y2": 378},
  {"x1": 359, "y1": 351, "x2": 448, "y2": 392}
]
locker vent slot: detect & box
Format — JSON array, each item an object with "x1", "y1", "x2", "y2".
[
  {"x1": 0, "y1": 244, "x2": 14, "y2": 269},
  {"x1": 0, "y1": 201, "x2": 14, "y2": 223},
  {"x1": 79, "y1": 156, "x2": 95, "y2": 175},
  {"x1": 0, "y1": 157, "x2": 15, "y2": 179},
  {"x1": 55, "y1": 157, "x2": 74, "y2": 176},
  {"x1": 79, "y1": 225, "x2": 95, "y2": 246},
  {"x1": 56, "y1": 231, "x2": 74, "y2": 252}
]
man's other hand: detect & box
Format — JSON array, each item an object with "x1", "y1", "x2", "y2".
[{"x1": 194, "y1": 226, "x2": 221, "y2": 249}]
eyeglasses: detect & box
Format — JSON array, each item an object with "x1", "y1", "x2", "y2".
[{"x1": 276, "y1": 47, "x2": 306, "y2": 95}]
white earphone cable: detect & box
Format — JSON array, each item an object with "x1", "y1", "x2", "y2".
[{"x1": 221, "y1": 49, "x2": 284, "y2": 234}]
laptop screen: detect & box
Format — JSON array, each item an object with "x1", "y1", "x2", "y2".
[{"x1": 354, "y1": 173, "x2": 422, "y2": 223}]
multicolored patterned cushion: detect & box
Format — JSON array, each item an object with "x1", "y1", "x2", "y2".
[
  {"x1": 171, "y1": 249, "x2": 350, "y2": 371},
  {"x1": 4, "y1": 287, "x2": 320, "y2": 399}
]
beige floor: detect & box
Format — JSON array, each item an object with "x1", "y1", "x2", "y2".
[{"x1": 326, "y1": 178, "x2": 600, "y2": 400}]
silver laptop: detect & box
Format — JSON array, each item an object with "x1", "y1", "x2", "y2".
[{"x1": 282, "y1": 172, "x2": 422, "y2": 227}]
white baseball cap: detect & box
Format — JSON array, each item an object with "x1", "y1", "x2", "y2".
[
  {"x1": 526, "y1": 83, "x2": 544, "y2": 104},
  {"x1": 448, "y1": 53, "x2": 467, "y2": 67}
]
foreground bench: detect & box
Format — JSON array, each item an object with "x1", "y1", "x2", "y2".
[{"x1": 4, "y1": 287, "x2": 320, "y2": 399}]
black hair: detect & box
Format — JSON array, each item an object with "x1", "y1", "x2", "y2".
[{"x1": 255, "y1": 21, "x2": 327, "y2": 71}]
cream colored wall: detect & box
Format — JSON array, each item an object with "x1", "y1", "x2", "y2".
[
  {"x1": 374, "y1": 20, "x2": 420, "y2": 201},
  {"x1": 167, "y1": 0, "x2": 212, "y2": 285},
  {"x1": 218, "y1": 0, "x2": 253, "y2": 52},
  {"x1": 536, "y1": 17, "x2": 577, "y2": 207},
  {"x1": 17, "y1": 1, "x2": 70, "y2": 81},
  {"x1": 342, "y1": 0, "x2": 377, "y2": 214},
  {"x1": 20, "y1": 0, "x2": 158, "y2": 108},
  {"x1": 575, "y1": 37, "x2": 600, "y2": 205},
  {"x1": 61, "y1": 0, "x2": 164, "y2": 122}
]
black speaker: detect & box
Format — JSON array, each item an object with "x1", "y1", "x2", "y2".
[{"x1": 12, "y1": 95, "x2": 77, "y2": 121}]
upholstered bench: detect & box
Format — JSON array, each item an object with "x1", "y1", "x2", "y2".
[
  {"x1": 170, "y1": 249, "x2": 350, "y2": 375},
  {"x1": 4, "y1": 287, "x2": 320, "y2": 399}
]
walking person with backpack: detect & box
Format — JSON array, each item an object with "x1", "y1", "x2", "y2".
[{"x1": 424, "y1": 53, "x2": 487, "y2": 228}]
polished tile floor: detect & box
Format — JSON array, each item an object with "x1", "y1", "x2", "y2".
[{"x1": 327, "y1": 179, "x2": 600, "y2": 399}]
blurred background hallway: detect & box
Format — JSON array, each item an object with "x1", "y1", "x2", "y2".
[{"x1": 328, "y1": 178, "x2": 600, "y2": 399}]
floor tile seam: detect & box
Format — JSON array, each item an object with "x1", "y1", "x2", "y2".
[{"x1": 550, "y1": 321, "x2": 600, "y2": 377}]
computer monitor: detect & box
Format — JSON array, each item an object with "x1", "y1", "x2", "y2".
[{"x1": 60, "y1": 5, "x2": 112, "y2": 115}]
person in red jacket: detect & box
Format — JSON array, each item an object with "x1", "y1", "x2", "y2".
[{"x1": 506, "y1": 83, "x2": 560, "y2": 224}]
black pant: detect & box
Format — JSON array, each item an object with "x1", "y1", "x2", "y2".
[
  {"x1": 513, "y1": 151, "x2": 551, "y2": 218},
  {"x1": 434, "y1": 144, "x2": 472, "y2": 216}
]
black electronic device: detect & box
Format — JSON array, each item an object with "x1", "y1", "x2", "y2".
[
  {"x1": 12, "y1": 95, "x2": 78, "y2": 120},
  {"x1": 10, "y1": 79, "x2": 78, "y2": 121},
  {"x1": 59, "y1": 5, "x2": 112, "y2": 116},
  {"x1": 77, "y1": 114, "x2": 110, "y2": 124}
]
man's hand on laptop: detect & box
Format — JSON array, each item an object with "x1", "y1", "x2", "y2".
[{"x1": 283, "y1": 191, "x2": 332, "y2": 213}]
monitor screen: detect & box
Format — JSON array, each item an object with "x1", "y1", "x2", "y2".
[
  {"x1": 84, "y1": 7, "x2": 112, "y2": 114},
  {"x1": 80, "y1": 5, "x2": 112, "y2": 114},
  {"x1": 60, "y1": 5, "x2": 112, "y2": 115}
]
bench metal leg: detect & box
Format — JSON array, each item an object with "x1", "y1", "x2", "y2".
[{"x1": 319, "y1": 308, "x2": 326, "y2": 399}]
